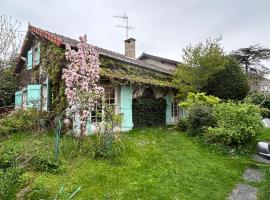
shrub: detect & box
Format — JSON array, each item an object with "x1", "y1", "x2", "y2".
[
  {"x1": 0, "y1": 123, "x2": 10, "y2": 138},
  {"x1": 87, "y1": 105, "x2": 125, "y2": 160},
  {"x1": 204, "y1": 102, "x2": 263, "y2": 147},
  {"x1": 89, "y1": 131, "x2": 125, "y2": 159},
  {"x1": 180, "y1": 92, "x2": 220, "y2": 109},
  {"x1": 0, "y1": 147, "x2": 20, "y2": 169},
  {"x1": 261, "y1": 108, "x2": 270, "y2": 118},
  {"x1": 245, "y1": 92, "x2": 270, "y2": 110},
  {"x1": 187, "y1": 104, "x2": 216, "y2": 136},
  {"x1": 0, "y1": 109, "x2": 54, "y2": 136},
  {"x1": 177, "y1": 118, "x2": 188, "y2": 132},
  {"x1": 30, "y1": 149, "x2": 62, "y2": 173}
]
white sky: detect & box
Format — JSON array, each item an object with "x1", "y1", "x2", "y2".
[{"x1": 1, "y1": 0, "x2": 270, "y2": 62}]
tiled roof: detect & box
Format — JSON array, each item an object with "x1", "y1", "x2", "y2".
[{"x1": 28, "y1": 25, "x2": 173, "y2": 74}]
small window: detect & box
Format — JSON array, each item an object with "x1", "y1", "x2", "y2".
[
  {"x1": 91, "y1": 103, "x2": 102, "y2": 123},
  {"x1": 90, "y1": 86, "x2": 116, "y2": 123},
  {"x1": 32, "y1": 43, "x2": 40, "y2": 66},
  {"x1": 105, "y1": 87, "x2": 115, "y2": 105},
  {"x1": 171, "y1": 101, "x2": 179, "y2": 117}
]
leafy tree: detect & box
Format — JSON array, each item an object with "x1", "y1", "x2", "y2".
[
  {"x1": 0, "y1": 15, "x2": 22, "y2": 107},
  {"x1": 0, "y1": 66, "x2": 18, "y2": 107},
  {"x1": 173, "y1": 37, "x2": 228, "y2": 98},
  {"x1": 231, "y1": 45, "x2": 270, "y2": 93},
  {"x1": 231, "y1": 44, "x2": 270, "y2": 74},
  {"x1": 203, "y1": 57, "x2": 249, "y2": 100}
]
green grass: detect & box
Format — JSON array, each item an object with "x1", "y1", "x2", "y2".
[
  {"x1": 258, "y1": 128, "x2": 270, "y2": 141},
  {"x1": 1, "y1": 127, "x2": 270, "y2": 199}
]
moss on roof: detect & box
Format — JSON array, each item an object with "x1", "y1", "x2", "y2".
[{"x1": 99, "y1": 57, "x2": 174, "y2": 88}]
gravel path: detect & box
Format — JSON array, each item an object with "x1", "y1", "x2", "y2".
[
  {"x1": 229, "y1": 168, "x2": 264, "y2": 200},
  {"x1": 243, "y1": 168, "x2": 263, "y2": 182},
  {"x1": 229, "y1": 184, "x2": 258, "y2": 200},
  {"x1": 252, "y1": 154, "x2": 270, "y2": 164}
]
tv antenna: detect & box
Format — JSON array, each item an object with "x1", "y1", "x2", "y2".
[{"x1": 114, "y1": 12, "x2": 134, "y2": 39}]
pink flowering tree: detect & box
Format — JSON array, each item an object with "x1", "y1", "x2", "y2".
[{"x1": 62, "y1": 35, "x2": 104, "y2": 138}]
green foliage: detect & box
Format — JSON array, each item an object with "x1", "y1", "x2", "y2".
[
  {"x1": 173, "y1": 37, "x2": 228, "y2": 98},
  {"x1": 30, "y1": 149, "x2": 62, "y2": 173},
  {"x1": 204, "y1": 102, "x2": 263, "y2": 147},
  {"x1": 0, "y1": 167, "x2": 23, "y2": 199},
  {"x1": 100, "y1": 57, "x2": 173, "y2": 87},
  {"x1": 245, "y1": 92, "x2": 270, "y2": 110},
  {"x1": 89, "y1": 132, "x2": 125, "y2": 159},
  {"x1": 187, "y1": 104, "x2": 216, "y2": 136},
  {"x1": 177, "y1": 118, "x2": 188, "y2": 132},
  {"x1": 132, "y1": 96, "x2": 166, "y2": 127},
  {"x1": 204, "y1": 57, "x2": 250, "y2": 100},
  {"x1": 0, "y1": 109, "x2": 54, "y2": 135},
  {"x1": 87, "y1": 105, "x2": 125, "y2": 160},
  {"x1": 0, "y1": 147, "x2": 19, "y2": 169},
  {"x1": 179, "y1": 92, "x2": 220, "y2": 109},
  {"x1": 2, "y1": 127, "x2": 252, "y2": 199},
  {"x1": 40, "y1": 42, "x2": 66, "y2": 114},
  {"x1": 231, "y1": 44, "x2": 270, "y2": 74},
  {"x1": 261, "y1": 107, "x2": 270, "y2": 118},
  {"x1": 0, "y1": 66, "x2": 19, "y2": 107}
]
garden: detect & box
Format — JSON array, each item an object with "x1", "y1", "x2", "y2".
[
  {"x1": 1, "y1": 122, "x2": 270, "y2": 199},
  {"x1": 1, "y1": 28, "x2": 270, "y2": 199}
]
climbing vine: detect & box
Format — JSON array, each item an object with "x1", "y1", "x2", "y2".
[
  {"x1": 39, "y1": 40, "x2": 173, "y2": 117},
  {"x1": 132, "y1": 96, "x2": 166, "y2": 127},
  {"x1": 40, "y1": 41, "x2": 66, "y2": 114}
]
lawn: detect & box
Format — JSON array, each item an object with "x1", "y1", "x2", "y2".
[{"x1": 1, "y1": 127, "x2": 270, "y2": 199}]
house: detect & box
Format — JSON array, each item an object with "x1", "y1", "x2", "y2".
[{"x1": 14, "y1": 24, "x2": 183, "y2": 133}]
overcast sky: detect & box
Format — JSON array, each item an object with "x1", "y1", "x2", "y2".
[{"x1": 1, "y1": 0, "x2": 270, "y2": 61}]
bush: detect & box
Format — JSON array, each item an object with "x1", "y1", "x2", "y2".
[
  {"x1": 187, "y1": 104, "x2": 216, "y2": 136},
  {"x1": 132, "y1": 97, "x2": 166, "y2": 127},
  {"x1": 89, "y1": 131, "x2": 125, "y2": 159},
  {"x1": 0, "y1": 109, "x2": 54, "y2": 136},
  {"x1": 245, "y1": 92, "x2": 270, "y2": 110},
  {"x1": 30, "y1": 149, "x2": 62, "y2": 173},
  {"x1": 204, "y1": 102, "x2": 263, "y2": 147},
  {"x1": 177, "y1": 118, "x2": 188, "y2": 132},
  {"x1": 180, "y1": 92, "x2": 221, "y2": 109},
  {"x1": 261, "y1": 108, "x2": 270, "y2": 118},
  {"x1": 0, "y1": 147, "x2": 20, "y2": 170}
]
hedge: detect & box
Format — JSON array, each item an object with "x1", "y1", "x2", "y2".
[{"x1": 132, "y1": 96, "x2": 166, "y2": 127}]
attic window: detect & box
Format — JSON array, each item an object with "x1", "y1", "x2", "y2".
[{"x1": 32, "y1": 43, "x2": 40, "y2": 66}]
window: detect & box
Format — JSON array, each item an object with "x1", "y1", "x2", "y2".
[
  {"x1": 91, "y1": 103, "x2": 102, "y2": 123},
  {"x1": 171, "y1": 100, "x2": 179, "y2": 118},
  {"x1": 32, "y1": 43, "x2": 40, "y2": 66},
  {"x1": 105, "y1": 87, "x2": 115, "y2": 105},
  {"x1": 90, "y1": 86, "x2": 116, "y2": 123}
]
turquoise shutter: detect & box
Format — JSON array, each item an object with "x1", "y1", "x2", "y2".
[
  {"x1": 27, "y1": 84, "x2": 41, "y2": 108},
  {"x1": 120, "y1": 85, "x2": 133, "y2": 131},
  {"x1": 27, "y1": 50, "x2": 33, "y2": 69},
  {"x1": 15, "y1": 91, "x2": 22, "y2": 108},
  {"x1": 165, "y1": 92, "x2": 173, "y2": 124}
]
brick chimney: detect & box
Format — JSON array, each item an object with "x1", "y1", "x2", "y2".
[{"x1": 124, "y1": 38, "x2": 136, "y2": 58}]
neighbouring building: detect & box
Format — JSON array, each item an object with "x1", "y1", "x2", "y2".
[{"x1": 14, "y1": 25, "x2": 183, "y2": 133}]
